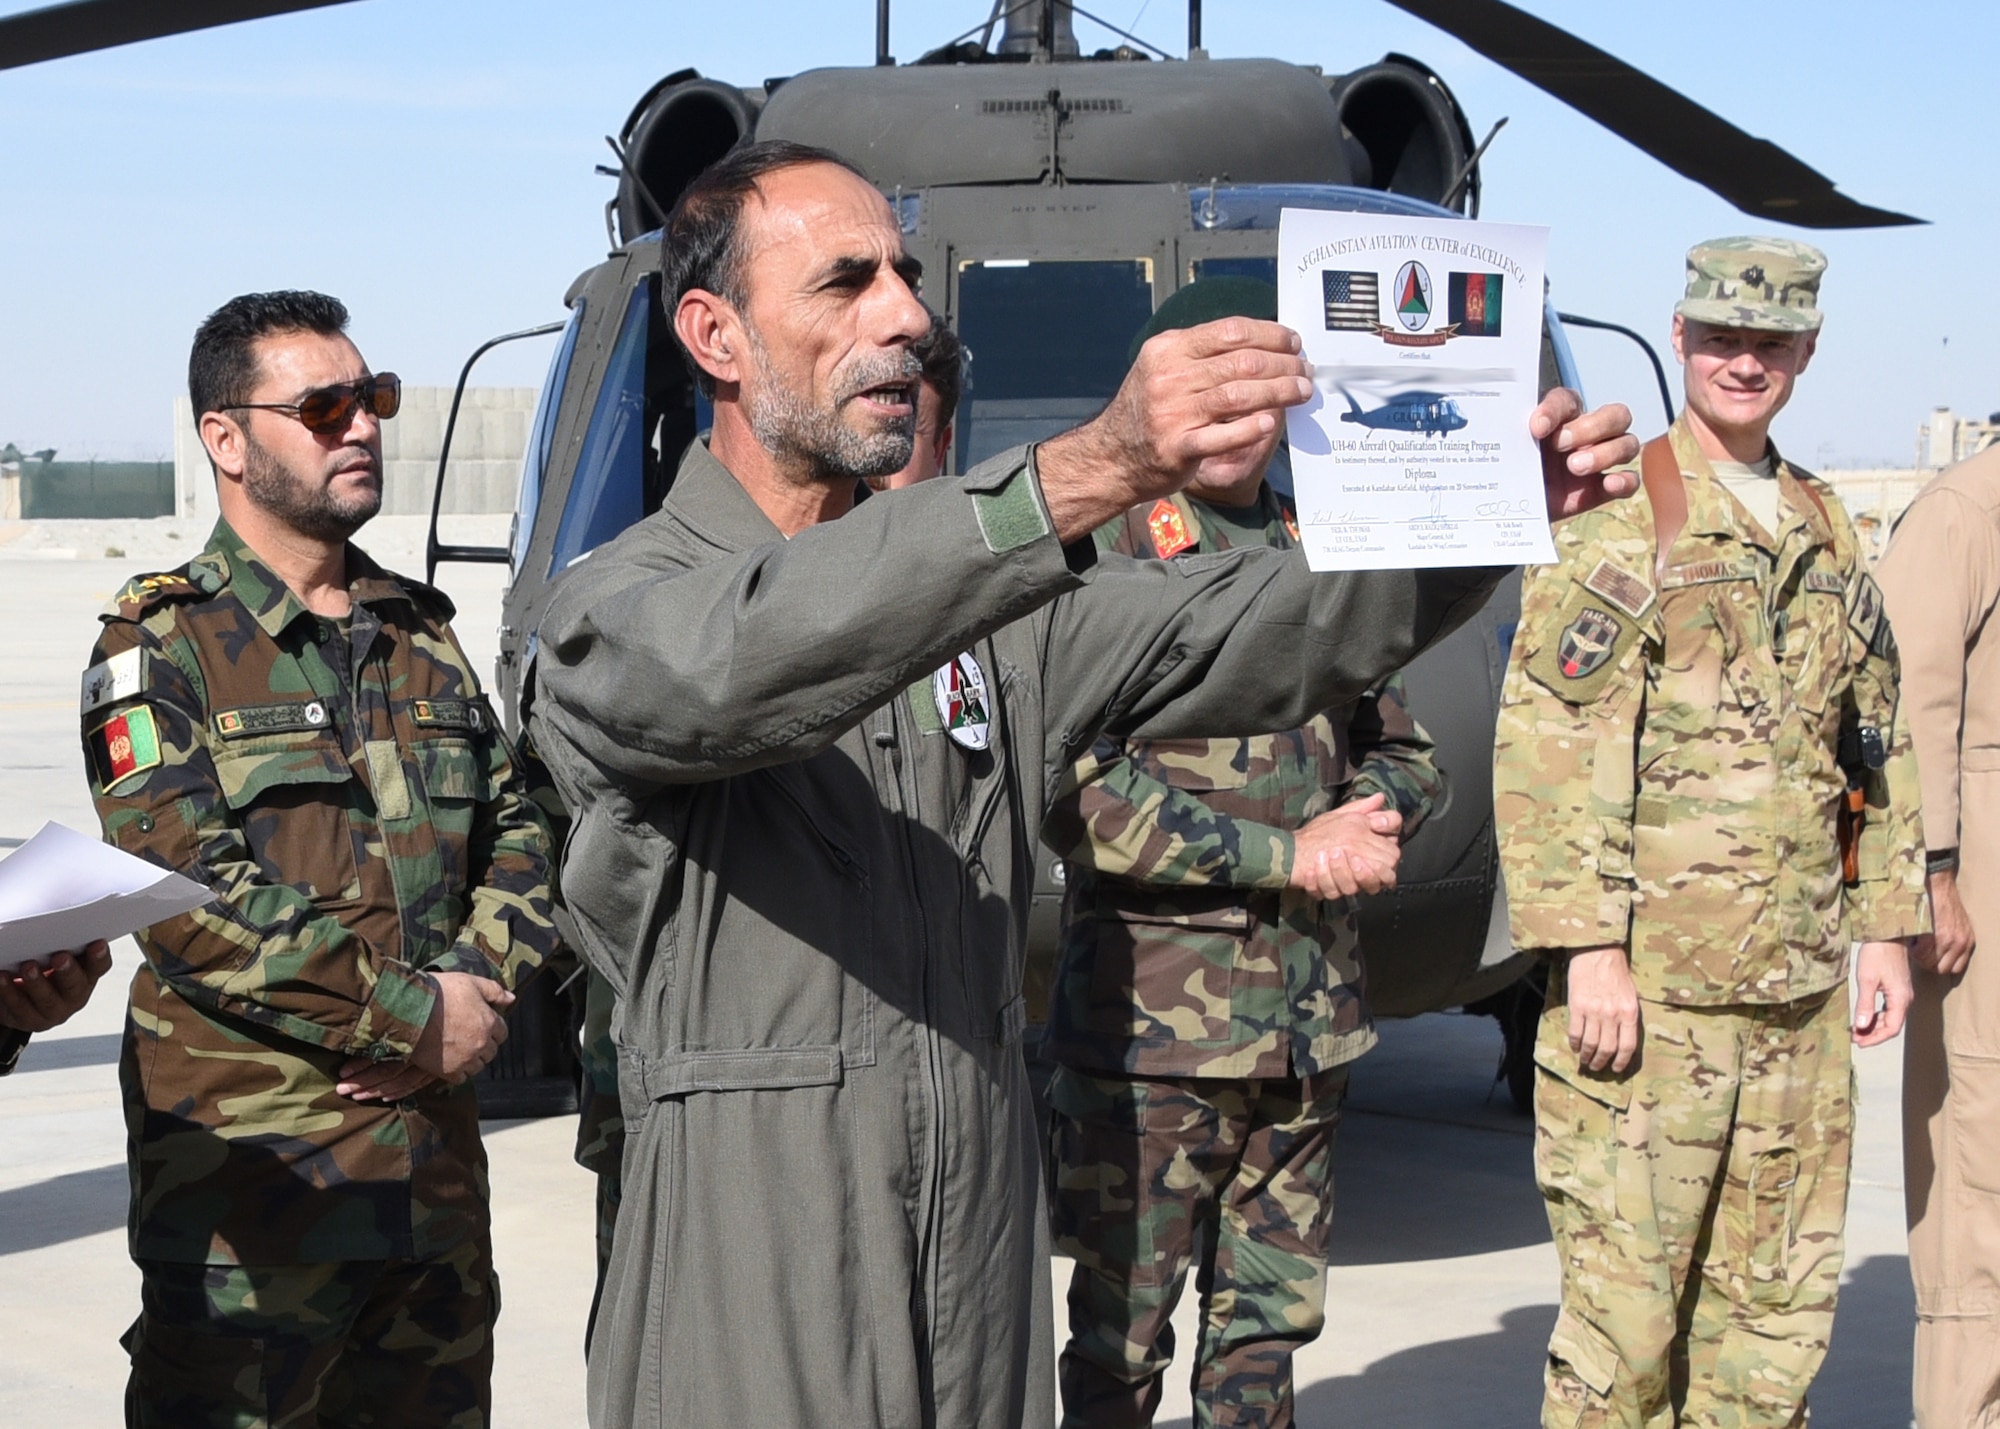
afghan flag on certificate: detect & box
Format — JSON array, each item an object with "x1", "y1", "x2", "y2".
[{"x1": 1448, "y1": 271, "x2": 1505, "y2": 336}]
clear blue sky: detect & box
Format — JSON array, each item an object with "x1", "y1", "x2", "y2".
[{"x1": 1, "y1": 0, "x2": 1990, "y2": 466}]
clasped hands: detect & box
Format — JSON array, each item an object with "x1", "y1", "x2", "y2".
[{"x1": 337, "y1": 971, "x2": 515, "y2": 1104}]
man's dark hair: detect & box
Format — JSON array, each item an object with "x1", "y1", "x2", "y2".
[
  {"x1": 913, "y1": 314, "x2": 963, "y2": 431},
  {"x1": 661, "y1": 140, "x2": 872, "y2": 396},
  {"x1": 189, "y1": 290, "x2": 350, "y2": 421}
]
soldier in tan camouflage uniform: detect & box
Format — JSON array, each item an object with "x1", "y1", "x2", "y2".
[
  {"x1": 83, "y1": 291, "x2": 559, "y2": 1427},
  {"x1": 1495, "y1": 239, "x2": 1926, "y2": 1427},
  {"x1": 1042, "y1": 277, "x2": 1443, "y2": 1429}
]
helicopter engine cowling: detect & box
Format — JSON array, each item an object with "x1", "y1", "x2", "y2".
[
  {"x1": 615, "y1": 72, "x2": 761, "y2": 244},
  {"x1": 1328, "y1": 55, "x2": 1479, "y2": 214}
]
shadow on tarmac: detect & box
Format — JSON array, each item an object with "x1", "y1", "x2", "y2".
[
  {"x1": 0, "y1": 1161, "x2": 125, "y2": 1255},
  {"x1": 1150, "y1": 1257, "x2": 1916, "y2": 1428},
  {"x1": 12, "y1": 1032, "x2": 120, "y2": 1074}
]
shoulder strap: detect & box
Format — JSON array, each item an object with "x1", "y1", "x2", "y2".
[
  {"x1": 1640, "y1": 436, "x2": 1685, "y2": 576},
  {"x1": 1791, "y1": 471, "x2": 1832, "y2": 528}
]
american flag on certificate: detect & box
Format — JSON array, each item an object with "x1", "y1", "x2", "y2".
[{"x1": 1322, "y1": 269, "x2": 1380, "y2": 331}]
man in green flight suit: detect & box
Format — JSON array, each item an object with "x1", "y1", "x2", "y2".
[
  {"x1": 1041, "y1": 278, "x2": 1443, "y2": 1429},
  {"x1": 82, "y1": 291, "x2": 560, "y2": 1427},
  {"x1": 529, "y1": 140, "x2": 1638, "y2": 1429},
  {"x1": 1494, "y1": 238, "x2": 1925, "y2": 1427}
]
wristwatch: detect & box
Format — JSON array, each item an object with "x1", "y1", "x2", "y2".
[{"x1": 0, "y1": 1027, "x2": 27, "y2": 1077}]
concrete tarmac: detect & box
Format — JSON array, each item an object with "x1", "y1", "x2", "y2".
[{"x1": 0, "y1": 531, "x2": 1918, "y2": 1426}]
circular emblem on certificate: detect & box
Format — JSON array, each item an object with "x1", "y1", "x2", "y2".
[
  {"x1": 931, "y1": 652, "x2": 991, "y2": 751},
  {"x1": 1393, "y1": 260, "x2": 1432, "y2": 332}
]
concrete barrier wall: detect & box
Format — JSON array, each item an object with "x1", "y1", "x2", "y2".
[{"x1": 173, "y1": 386, "x2": 538, "y2": 522}]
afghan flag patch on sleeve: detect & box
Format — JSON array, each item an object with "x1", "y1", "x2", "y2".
[{"x1": 90, "y1": 705, "x2": 163, "y2": 789}]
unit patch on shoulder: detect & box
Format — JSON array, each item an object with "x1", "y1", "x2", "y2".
[
  {"x1": 1848, "y1": 572, "x2": 1886, "y2": 652},
  {"x1": 1804, "y1": 571, "x2": 1846, "y2": 595},
  {"x1": 89, "y1": 705, "x2": 163, "y2": 789},
  {"x1": 213, "y1": 701, "x2": 330, "y2": 739},
  {"x1": 1527, "y1": 597, "x2": 1641, "y2": 705},
  {"x1": 1582, "y1": 560, "x2": 1654, "y2": 621},
  {"x1": 80, "y1": 646, "x2": 147, "y2": 717},
  {"x1": 1147, "y1": 499, "x2": 1196, "y2": 558}
]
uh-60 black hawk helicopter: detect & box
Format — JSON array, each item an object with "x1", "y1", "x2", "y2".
[{"x1": 3, "y1": 0, "x2": 1922, "y2": 1113}]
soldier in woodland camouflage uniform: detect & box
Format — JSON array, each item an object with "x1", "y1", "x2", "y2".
[
  {"x1": 1494, "y1": 239, "x2": 1926, "y2": 1427},
  {"x1": 1042, "y1": 277, "x2": 1442, "y2": 1429},
  {"x1": 84, "y1": 292, "x2": 558, "y2": 1428}
]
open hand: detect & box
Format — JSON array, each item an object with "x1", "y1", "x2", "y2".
[
  {"x1": 1853, "y1": 940, "x2": 1913, "y2": 1047},
  {"x1": 1535, "y1": 389, "x2": 1639, "y2": 520},
  {"x1": 1565, "y1": 944, "x2": 1641, "y2": 1073},
  {"x1": 1914, "y1": 871, "x2": 1975, "y2": 977}
]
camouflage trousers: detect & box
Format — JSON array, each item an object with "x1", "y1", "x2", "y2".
[
  {"x1": 1534, "y1": 979, "x2": 1853, "y2": 1429},
  {"x1": 124, "y1": 1238, "x2": 497, "y2": 1429},
  {"x1": 573, "y1": 967, "x2": 624, "y2": 1349},
  {"x1": 1049, "y1": 1063, "x2": 1349, "y2": 1429}
]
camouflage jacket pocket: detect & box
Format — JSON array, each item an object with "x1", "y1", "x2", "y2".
[
  {"x1": 211, "y1": 740, "x2": 359, "y2": 900},
  {"x1": 414, "y1": 738, "x2": 492, "y2": 802}
]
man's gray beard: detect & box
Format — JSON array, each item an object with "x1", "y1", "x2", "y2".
[
  {"x1": 242, "y1": 434, "x2": 380, "y2": 542},
  {"x1": 742, "y1": 327, "x2": 919, "y2": 482}
]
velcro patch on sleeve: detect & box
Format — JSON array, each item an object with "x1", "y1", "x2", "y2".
[
  {"x1": 80, "y1": 646, "x2": 147, "y2": 717},
  {"x1": 1526, "y1": 595, "x2": 1642, "y2": 705},
  {"x1": 214, "y1": 701, "x2": 331, "y2": 739},
  {"x1": 972, "y1": 468, "x2": 1054, "y2": 555},
  {"x1": 1848, "y1": 572, "x2": 1885, "y2": 651},
  {"x1": 1804, "y1": 571, "x2": 1845, "y2": 595},
  {"x1": 88, "y1": 705, "x2": 164, "y2": 790},
  {"x1": 1582, "y1": 559, "x2": 1654, "y2": 621}
]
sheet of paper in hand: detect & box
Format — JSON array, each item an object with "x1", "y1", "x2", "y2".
[
  {"x1": 0, "y1": 822, "x2": 213, "y2": 972},
  {"x1": 1278, "y1": 208, "x2": 1554, "y2": 571}
]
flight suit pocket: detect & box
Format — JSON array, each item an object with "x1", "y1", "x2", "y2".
[
  {"x1": 212, "y1": 741, "x2": 359, "y2": 901},
  {"x1": 1948, "y1": 1053, "x2": 2000, "y2": 1196},
  {"x1": 1746, "y1": 1147, "x2": 1800, "y2": 1305}
]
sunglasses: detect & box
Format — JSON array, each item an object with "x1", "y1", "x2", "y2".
[{"x1": 227, "y1": 373, "x2": 402, "y2": 435}]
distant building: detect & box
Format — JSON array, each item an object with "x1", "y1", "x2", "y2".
[{"x1": 1919, "y1": 406, "x2": 2000, "y2": 471}]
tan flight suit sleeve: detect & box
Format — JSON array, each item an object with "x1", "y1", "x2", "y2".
[{"x1": 1877, "y1": 487, "x2": 2000, "y2": 854}]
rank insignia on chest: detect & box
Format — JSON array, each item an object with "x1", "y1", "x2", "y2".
[
  {"x1": 1557, "y1": 606, "x2": 1624, "y2": 681},
  {"x1": 931, "y1": 652, "x2": 992, "y2": 751},
  {"x1": 89, "y1": 705, "x2": 162, "y2": 788},
  {"x1": 1147, "y1": 499, "x2": 1195, "y2": 558}
]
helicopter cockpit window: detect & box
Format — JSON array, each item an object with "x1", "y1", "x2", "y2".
[
  {"x1": 954, "y1": 259, "x2": 1155, "y2": 472},
  {"x1": 550, "y1": 279, "x2": 653, "y2": 575},
  {"x1": 510, "y1": 302, "x2": 585, "y2": 574}
]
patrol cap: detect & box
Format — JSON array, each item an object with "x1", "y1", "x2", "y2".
[
  {"x1": 1128, "y1": 275, "x2": 1278, "y2": 366},
  {"x1": 1675, "y1": 236, "x2": 1826, "y2": 333}
]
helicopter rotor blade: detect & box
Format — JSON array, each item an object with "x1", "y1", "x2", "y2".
[
  {"x1": 1382, "y1": 0, "x2": 1923, "y2": 228},
  {"x1": 0, "y1": 0, "x2": 363, "y2": 72}
]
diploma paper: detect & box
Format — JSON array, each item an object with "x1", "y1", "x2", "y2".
[
  {"x1": 1278, "y1": 209, "x2": 1555, "y2": 570},
  {"x1": 0, "y1": 821, "x2": 213, "y2": 972}
]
